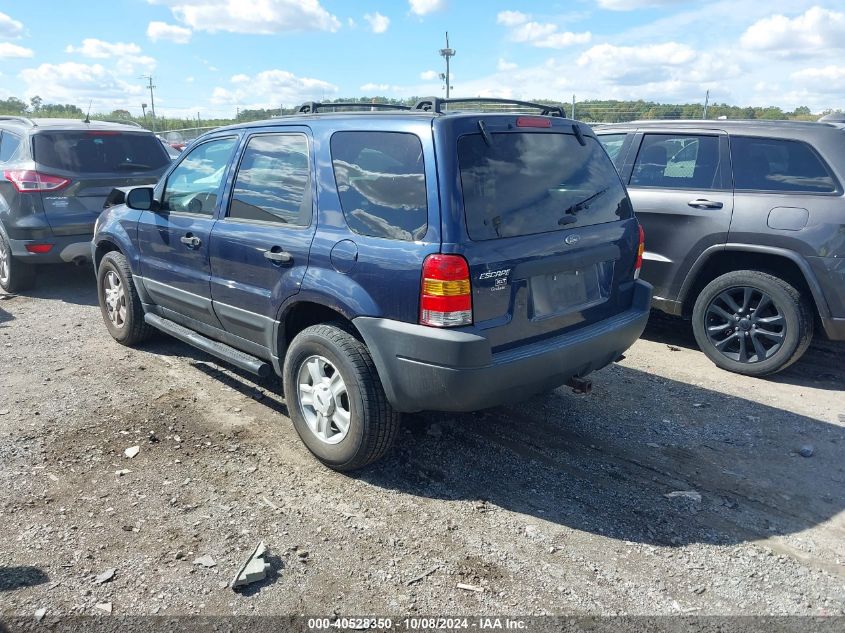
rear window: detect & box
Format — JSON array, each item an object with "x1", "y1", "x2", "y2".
[
  {"x1": 730, "y1": 136, "x2": 838, "y2": 193},
  {"x1": 458, "y1": 132, "x2": 631, "y2": 241},
  {"x1": 33, "y1": 131, "x2": 170, "y2": 174}
]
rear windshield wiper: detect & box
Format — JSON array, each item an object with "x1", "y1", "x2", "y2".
[
  {"x1": 557, "y1": 187, "x2": 609, "y2": 225},
  {"x1": 115, "y1": 162, "x2": 153, "y2": 170}
]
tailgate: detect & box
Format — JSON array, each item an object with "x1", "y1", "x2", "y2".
[{"x1": 446, "y1": 119, "x2": 640, "y2": 351}]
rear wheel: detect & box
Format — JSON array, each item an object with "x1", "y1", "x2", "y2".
[
  {"x1": 0, "y1": 233, "x2": 36, "y2": 293},
  {"x1": 97, "y1": 251, "x2": 153, "y2": 346},
  {"x1": 692, "y1": 270, "x2": 813, "y2": 376},
  {"x1": 283, "y1": 322, "x2": 399, "y2": 471}
]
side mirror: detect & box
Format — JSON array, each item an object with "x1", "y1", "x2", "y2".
[{"x1": 125, "y1": 187, "x2": 158, "y2": 212}]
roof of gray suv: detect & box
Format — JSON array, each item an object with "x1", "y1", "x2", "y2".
[
  {"x1": 595, "y1": 119, "x2": 845, "y2": 140},
  {"x1": 0, "y1": 116, "x2": 148, "y2": 133}
]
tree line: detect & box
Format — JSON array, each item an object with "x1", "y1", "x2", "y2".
[{"x1": 1, "y1": 95, "x2": 837, "y2": 132}]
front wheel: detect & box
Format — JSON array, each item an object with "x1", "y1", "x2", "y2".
[
  {"x1": 97, "y1": 251, "x2": 153, "y2": 346},
  {"x1": 283, "y1": 323, "x2": 399, "y2": 471},
  {"x1": 0, "y1": 233, "x2": 36, "y2": 293},
  {"x1": 691, "y1": 270, "x2": 813, "y2": 376}
]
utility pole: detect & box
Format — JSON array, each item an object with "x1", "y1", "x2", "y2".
[
  {"x1": 572, "y1": 94, "x2": 576, "y2": 120},
  {"x1": 439, "y1": 32, "x2": 455, "y2": 98},
  {"x1": 703, "y1": 89, "x2": 710, "y2": 120},
  {"x1": 141, "y1": 75, "x2": 156, "y2": 132}
]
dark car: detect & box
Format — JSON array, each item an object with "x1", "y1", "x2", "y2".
[
  {"x1": 93, "y1": 98, "x2": 651, "y2": 470},
  {"x1": 596, "y1": 120, "x2": 845, "y2": 376},
  {"x1": 0, "y1": 116, "x2": 170, "y2": 291}
]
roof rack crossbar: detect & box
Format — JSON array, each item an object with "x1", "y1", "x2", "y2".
[
  {"x1": 296, "y1": 102, "x2": 412, "y2": 114},
  {"x1": 413, "y1": 97, "x2": 566, "y2": 118},
  {"x1": 0, "y1": 115, "x2": 36, "y2": 127},
  {"x1": 96, "y1": 119, "x2": 144, "y2": 128}
]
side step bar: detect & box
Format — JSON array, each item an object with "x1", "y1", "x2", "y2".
[{"x1": 144, "y1": 313, "x2": 271, "y2": 378}]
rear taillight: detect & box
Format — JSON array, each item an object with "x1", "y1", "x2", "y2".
[
  {"x1": 634, "y1": 224, "x2": 645, "y2": 279},
  {"x1": 25, "y1": 243, "x2": 53, "y2": 254},
  {"x1": 4, "y1": 170, "x2": 71, "y2": 193},
  {"x1": 420, "y1": 254, "x2": 473, "y2": 327}
]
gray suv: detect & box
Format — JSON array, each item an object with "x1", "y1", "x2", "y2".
[
  {"x1": 596, "y1": 120, "x2": 845, "y2": 376},
  {"x1": 0, "y1": 116, "x2": 170, "y2": 292}
]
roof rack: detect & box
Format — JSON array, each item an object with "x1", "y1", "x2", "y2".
[
  {"x1": 413, "y1": 97, "x2": 566, "y2": 117},
  {"x1": 296, "y1": 102, "x2": 412, "y2": 114},
  {"x1": 0, "y1": 115, "x2": 36, "y2": 127}
]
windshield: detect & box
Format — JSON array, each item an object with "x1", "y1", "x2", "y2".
[
  {"x1": 458, "y1": 132, "x2": 631, "y2": 241},
  {"x1": 33, "y1": 131, "x2": 170, "y2": 174}
]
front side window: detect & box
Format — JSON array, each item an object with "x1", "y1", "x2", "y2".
[
  {"x1": 229, "y1": 134, "x2": 311, "y2": 226},
  {"x1": 598, "y1": 133, "x2": 627, "y2": 168},
  {"x1": 162, "y1": 137, "x2": 237, "y2": 215},
  {"x1": 630, "y1": 134, "x2": 722, "y2": 190},
  {"x1": 731, "y1": 136, "x2": 837, "y2": 193},
  {"x1": 331, "y1": 131, "x2": 428, "y2": 241}
]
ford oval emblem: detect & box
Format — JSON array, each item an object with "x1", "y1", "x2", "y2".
[{"x1": 565, "y1": 234, "x2": 581, "y2": 245}]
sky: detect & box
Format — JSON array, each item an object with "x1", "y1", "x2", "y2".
[{"x1": 0, "y1": 0, "x2": 843, "y2": 120}]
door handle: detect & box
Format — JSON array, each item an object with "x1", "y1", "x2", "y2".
[
  {"x1": 688, "y1": 198, "x2": 724, "y2": 209},
  {"x1": 180, "y1": 234, "x2": 201, "y2": 249},
  {"x1": 264, "y1": 247, "x2": 292, "y2": 264}
]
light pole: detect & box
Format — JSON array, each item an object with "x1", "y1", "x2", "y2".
[
  {"x1": 141, "y1": 103, "x2": 147, "y2": 122},
  {"x1": 141, "y1": 75, "x2": 156, "y2": 132},
  {"x1": 439, "y1": 32, "x2": 455, "y2": 98}
]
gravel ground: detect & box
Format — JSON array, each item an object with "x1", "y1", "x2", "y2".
[{"x1": 1, "y1": 265, "x2": 844, "y2": 619}]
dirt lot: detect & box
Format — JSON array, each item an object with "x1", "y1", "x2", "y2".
[{"x1": 1, "y1": 265, "x2": 844, "y2": 618}]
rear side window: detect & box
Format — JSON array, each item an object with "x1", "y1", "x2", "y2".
[
  {"x1": 331, "y1": 131, "x2": 427, "y2": 241},
  {"x1": 630, "y1": 134, "x2": 722, "y2": 190},
  {"x1": 229, "y1": 133, "x2": 311, "y2": 226},
  {"x1": 458, "y1": 132, "x2": 630, "y2": 241},
  {"x1": 731, "y1": 136, "x2": 837, "y2": 193},
  {"x1": 0, "y1": 132, "x2": 22, "y2": 163},
  {"x1": 598, "y1": 133, "x2": 627, "y2": 168},
  {"x1": 32, "y1": 131, "x2": 170, "y2": 173}
]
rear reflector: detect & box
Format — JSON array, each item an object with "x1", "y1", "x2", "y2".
[
  {"x1": 25, "y1": 243, "x2": 53, "y2": 254},
  {"x1": 4, "y1": 170, "x2": 71, "y2": 193},
  {"x1": 516, "y1": 117, "x2": 552, "y2": 128},
  {"x1": 634, "y1": 224, "x2": 645, "y2": 279},
  {"x1": 420, "y1": 254, "x2": 472, "y2": 327}
]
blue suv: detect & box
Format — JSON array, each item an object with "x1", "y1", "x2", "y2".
[{"x1": 93, "y1": 98, "x2": 652, "y2": 471}]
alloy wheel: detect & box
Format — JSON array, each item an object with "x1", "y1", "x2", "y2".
[
  {"x1": 704, "y1": 286, "x2": 786, "y2": 364},
  {"x1": 297, "y1": 355, "x2": 351, "y2": 445},
  {"x1": 103, "y1": 271, "x2": 127, "y2": 328}
]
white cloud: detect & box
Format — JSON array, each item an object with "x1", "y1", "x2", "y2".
[
  {"x1": 0, "y1": 42, "x2": 33, "y2": 58},
  {"x1": 19, "y1": 62, "x2": 144, "y2": 109},
  {"x1": 211, "y1": 69, "x2": 338, "y2": 108},
  {"x1": 65, "y1": 39, "x2": 142, "y2": 59},
  {"x1": 148, "y1": 0, "x2": 341, "y2": 34},
  {"x1": 360, "y1": 83, "x2": 390, "y2": 92},
  {"x1": 420, "y1": 70, "x2": 439, "y2": 80},
  {"x1": 147, "y1": 21, "x2": 192, "y2": 44},
  {"x1": 597, "y1": 0, "x2": 686, "y2": 10},
  {"x1": 497, "y1": 11, "x2": 591, "y2": 48},
  {"x1": 364, "y1": 12, "x2": 390, "y2": 34},
  {"x1": 740, "y1": 6, "x2": 845, "y2": 52},
  {"x1": 0, "y1": 11, "x2": 23, "y2": 39},
  {"x1": 790, "y1": 65, "x2": 845, "y2": 93},
  {"x1": 409, "y1": 0, "x2": 445, "y2": 16},
  {"x1": 497, "y1": 59, "x2": 518, "y2": 71}
]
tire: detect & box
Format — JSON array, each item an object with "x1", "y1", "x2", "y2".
[
  {"x1": 96, "y1": 251, "x2": 153, "y2": 346},
  {"x1": 692, "y1": 270, "x2": 813, "y2": 376},
  {"x1": 0, "y1": 232, "x2": 36, "y2": 293},
  {"x1": 283, "y1": 322, "x2": 399, "y2": 471}
]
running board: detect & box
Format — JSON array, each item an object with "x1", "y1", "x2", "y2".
[{"x1": 144, "y1": 313, "x2": 271, "y2": 378}]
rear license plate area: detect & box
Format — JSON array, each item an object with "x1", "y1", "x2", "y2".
[{"x1": 529, "y1": 261, "x2": 613, "y2": 319}]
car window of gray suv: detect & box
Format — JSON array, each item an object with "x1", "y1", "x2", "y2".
[
  {"x1": 0, "y1": 131, "x2": 21, "y2": 163},
  {"x1": 630, "y1": 134, "x2": 722, "y2": 190},
  {"x1": 731, "y1": 136, "x2": 837, "y2": 193}
]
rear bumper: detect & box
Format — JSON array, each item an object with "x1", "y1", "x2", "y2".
[
  {"x1": 355, "y1": 280, "x2": 653, "y2": 413},
  {"x1": 8, "y1": 234, "x2": 94, "y2": 264}
]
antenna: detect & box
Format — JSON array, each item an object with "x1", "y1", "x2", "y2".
[{"x1": 84, "y1": 100, "x2": 92, "y2": 124}]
